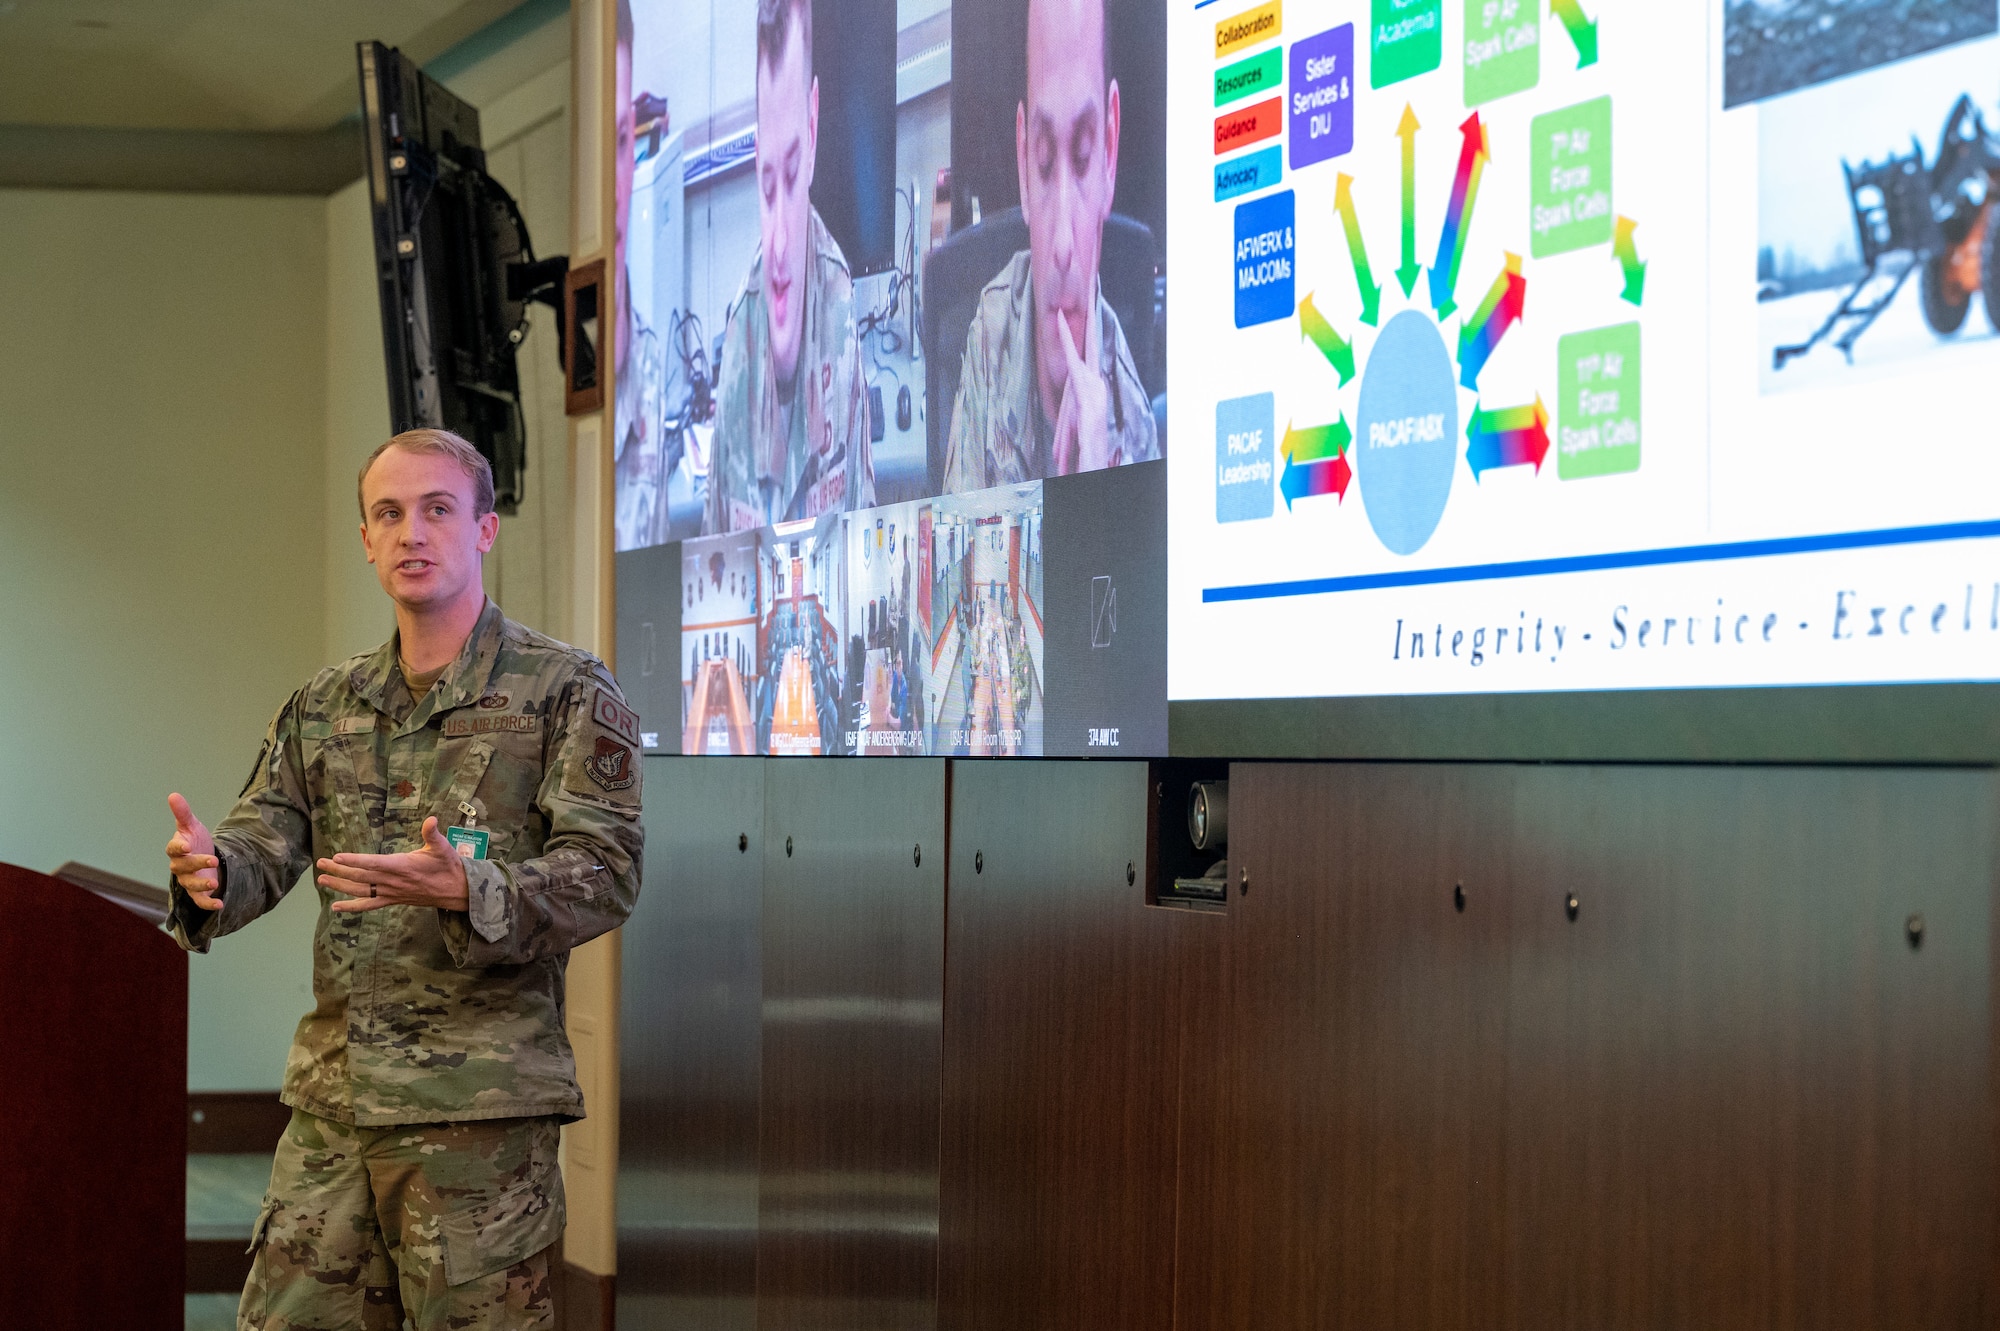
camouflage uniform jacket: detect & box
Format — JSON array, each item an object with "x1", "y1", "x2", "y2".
[
  {"x1": 940, "y1": 249, "x2": 1158, "y2": 496},
  {"x1": 165, "y1": 601, "x2": 645, "y2": 1127},
  {"x1": 704, "y1": 206, "x2": 874, "y2": 534},
  {"x1": 614, "y1": 289, "x2": 671, "y2": 550}
]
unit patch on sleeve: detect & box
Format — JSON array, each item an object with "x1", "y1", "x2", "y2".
[
  {"x1": 591, "y1": 689, "x2": 641, "y2": 747},
  {"x1": 583, "y1": 736, "x2": 636, "y2": 791}
]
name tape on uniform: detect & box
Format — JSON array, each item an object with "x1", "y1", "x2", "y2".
[{"x1": 443, "y1": 713, "x2": 540, "y2": 737}]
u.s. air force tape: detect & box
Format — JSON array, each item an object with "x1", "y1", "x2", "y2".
[{"x1": 443, "y1": 713, "x2": 539, "y2": 737}]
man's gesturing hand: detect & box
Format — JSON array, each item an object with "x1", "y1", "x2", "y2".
[
  {"x1": 318, "y1": 817, "x2": 471, "y2": 914},
  {"x1": 166, "y1": 793, "x2": 223, "y2": 911},
  {"x1": 1052, "y1": 311, "x2": 1112, "y2": 476}
]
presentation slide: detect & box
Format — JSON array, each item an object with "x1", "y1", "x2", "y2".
[
  {"x1": 1169, "y1": 0, "x2": 2000, "y2": 700},
  {"x1": 614, "y1": 0, "x2": 1170, "y2": 756}
]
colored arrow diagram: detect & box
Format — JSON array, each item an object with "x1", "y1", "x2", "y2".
[
  {"x1": 1395, "y1": 104, "x2": 1422, "y2": 298},
  {"x1": 1457, "y1": 253, "x2": 1526, "y2": 390},
  {"x1": 1613, "y1": 215, "x2": 1646, "y2": 305},
  {"x1": 1281, "y1": 415, "x2": 1354, "y2": 507},
  {"x1": 1428, "y1": 112, "x2": 1490, "y2": 320},
  {"x1": 1299, "y1": 293, "x2": 1356, "y2": 386},
  {"x1": 1335, "y1": 174, "x2": 1382, "y2": 326},
  {"x1": 1466, "y1": 396, "x2": 1551, "y2": 481},
  {"x1": 1550, "y1": 0, "x2": 1599, "y2": 68}
]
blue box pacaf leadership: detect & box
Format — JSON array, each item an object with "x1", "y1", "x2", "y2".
[
  {"x1": 1215, "y1": 392, "x2": 1276, "y2": 523},
  {"x1": 1234, "y1": 189, "x2": 1296, "y2": 328}
]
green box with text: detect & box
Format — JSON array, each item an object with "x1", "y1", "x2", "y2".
[
  {"x1": 1558, "y1": 322, "x2": 1641, "y2": 480},
  {"x1": 1372, "y1": 0, "x2": 1441, "y2": 88},
  {"x1": 1464, "y1": 0, "x2": 1539, "y2": 105},
  {"x1": 1217, "y1": 48, "x2": 1284, "y2": 107},
  {"x1": 1531, "y1": 96, "x2": 1614, "y2": 256}
]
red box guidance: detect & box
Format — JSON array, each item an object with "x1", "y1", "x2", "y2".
[{"x1": 1214, "y1": 97, "x2": 1282, "y2": 155}]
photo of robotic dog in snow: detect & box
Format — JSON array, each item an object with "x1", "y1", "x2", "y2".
[{"x1": 1771, "y1": 91, "x2": 2000, "y2": 369}]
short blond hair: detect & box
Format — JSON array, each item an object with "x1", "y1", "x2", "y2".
[{"x1": 357, "y1": 429, "x2": 496, "y2": 520}]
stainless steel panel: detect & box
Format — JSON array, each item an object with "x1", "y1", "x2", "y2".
[
  {"x1": 618, "y1": 757, "x2": 766, "y2": 1331},
  {"x1": 759, "y1": 759, "x2": 947, "y2": 1331}
]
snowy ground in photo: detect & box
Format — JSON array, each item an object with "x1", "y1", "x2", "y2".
[{"x1": 1757, "y1": 278, "x2": 2000, "y2": 394}]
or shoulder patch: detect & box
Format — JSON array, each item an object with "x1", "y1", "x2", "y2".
[{"x1": 591, "y1": 688, "x2": 641, "y2": 747}]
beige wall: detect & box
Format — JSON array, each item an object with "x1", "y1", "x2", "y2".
[
  {"x1": 0, "y1": 188, "x2": 329, "y2": 1089},
  {"x1": 324, "y1": 69, "x2": 574, "y2": 655},
  {"x1": 0, "y1": 34, "x2": 574, "y2": 1092}
]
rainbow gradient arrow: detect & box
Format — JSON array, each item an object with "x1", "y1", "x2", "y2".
[
  {"x1": 1613, "y1": 215, "x2": 1646, "y2": 305},
  {"x1": 1299, "y1": 293, "x2": 1356, "y2": 386},
  {"x1": 1335, "y1": 174, "x2": 1382, "y2": 326},
  {"x1": 1457, "y1": 253, "x2": 1526, "y2": 391},
  {"x1": 1395, "y1": 104, "x2": 1422, "y2": 298},
  {"x1": 1281, "y1": 415, "x2": 1354, "y2": 507},
  {"x1": 1428, "y1": 112, "x2": 1490, "y2": 320},
  {"x1": 1550, "y1": 0, "x2": 1599, "y2": 68},
  {"x1": 1466, "y1": 396, "x2": 1551, "y2": 480}
]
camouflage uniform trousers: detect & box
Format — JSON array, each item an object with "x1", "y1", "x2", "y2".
[{"x1": 239, "y1": 1109, "x2": 565, "y2": 1331}]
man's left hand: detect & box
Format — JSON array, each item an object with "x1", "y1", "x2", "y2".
[{"x1": 320, "y1": 817, "x2": 471, "y2": 914}]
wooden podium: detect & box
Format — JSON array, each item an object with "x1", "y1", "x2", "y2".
[{"x1": 1, "y1": 860, "x2": 187, "y2": 1329}]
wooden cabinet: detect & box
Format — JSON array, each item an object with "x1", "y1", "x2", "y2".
[
  {"x1": 622, "y1": 760, "x2": 1997, "y2": 1330},
  {"x1": 1498, "y1": 767, "x2": 1992, "y2": 1330},
  {"x1": 939, "y1": 761, "x2": 1198, "y2": 1331},
  {"x1": 1178, "y1": 764, "x2": 1996, "y2": 1331},
  {"x1": 1176, "y1": 764, "x2": 1510, "y2": 1331}
]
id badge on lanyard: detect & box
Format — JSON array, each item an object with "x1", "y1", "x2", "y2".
[{"x1": 445, "y1": 800, "x2": 490, "y2": 860}]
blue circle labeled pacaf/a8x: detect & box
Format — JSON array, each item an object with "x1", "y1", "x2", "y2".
[
  {"x1": 1356, "y1": 309, "x2": 1459, "y2": 556},
  {"x1": 1233, "y1": 190, "x2": 1295, "y2": 328}
]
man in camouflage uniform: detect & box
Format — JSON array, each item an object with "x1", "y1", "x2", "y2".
[
  {"x1": 612, "y1": 0, "x2": 674, "y2": 551},
  {"x1": 613, "y1": 303, "x2": 670, "y2": 549},
  {"x1": 704, "y1": 0, "x2": 874, "y2": 534},
  {"x1": 163, "y1": 428, "x2": 644, "y2": 1331},
  {"x1": 940, "y1": 0, "x2": 1159, "y2": 495}
]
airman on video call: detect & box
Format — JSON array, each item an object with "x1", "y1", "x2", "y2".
[
  {"x1": 613, "y1": 0, "x2": 674, "y2": 551},
  {"x1": 163, "y1": 429, "x2": 644, "y2": 1331},
  {"x1": 941, "y1": 0, "x2": 1160, "y2": 495},
  {"x1": 706, "y1": 0, "x2": 875, "y2": 534}
]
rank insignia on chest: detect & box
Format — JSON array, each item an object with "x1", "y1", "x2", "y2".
[{"x1": 584, "y1": 736, "x2": 636, "y2": 791}]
